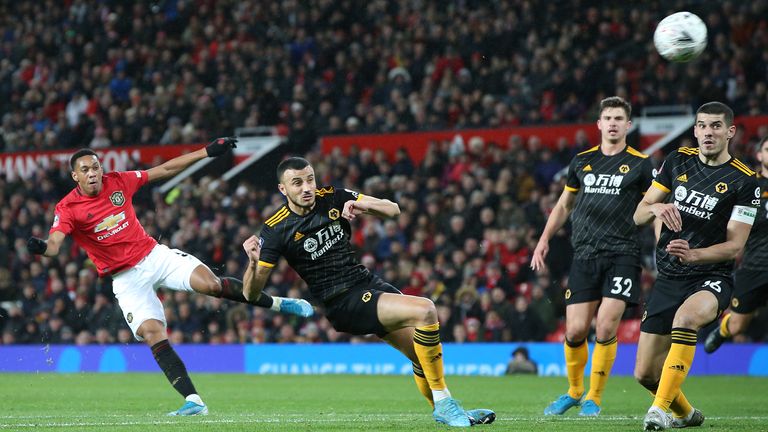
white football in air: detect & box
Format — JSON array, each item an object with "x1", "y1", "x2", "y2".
[{"x1": 653, "y1": 12, "x2": 707, "y2": 62}]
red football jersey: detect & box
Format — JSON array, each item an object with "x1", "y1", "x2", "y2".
[{"x1": 50, "y1": 170, "x2": 157, "y2": 276}]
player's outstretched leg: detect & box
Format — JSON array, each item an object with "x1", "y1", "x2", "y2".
[
  {"x1": 704, "y1": 314, "x2": 731, "y2": 354},
  {"x1": 220, "y1": 277, "x2": 314, "y2": 317}
]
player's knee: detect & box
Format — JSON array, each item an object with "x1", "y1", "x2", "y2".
[
  {"x1": 564, "y1": 325, "x2": 589, "y2": 343},
  {"x1": 634, "y1": 371, "x2": 658, "y2": 388},
  {"x1": 671, "y1": 315, "x2": 700, "y2": 330},
  {"x1": 415, "y1": 298, "x2": 438, "y2": 325},
  {"x1": 197, "y1": 277, "x2": 222, "y2": 296},
  {"x1": 594, "y1": 322, "x2": 618, "y2": 342},
  {"x1": 137, "y1": 320, "x2": 166, "y2": 345}
]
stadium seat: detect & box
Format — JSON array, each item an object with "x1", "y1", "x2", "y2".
[{"x1": 617, "y1": 319, "x2": 641, "y2": 343}]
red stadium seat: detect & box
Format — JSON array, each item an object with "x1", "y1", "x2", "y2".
[{"x1": 617, "y1": 319, "x2": 641, "y2": 343}]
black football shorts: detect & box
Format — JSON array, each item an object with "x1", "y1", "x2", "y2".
[
  {"x1": 641, "y1": 274, "x2": 732, "y2": 335},
  {"x1": 323, "y1": 275, "x2": 402, "y2": 337},
  {"x1": 566, "y1": 255, "x2": 642, "y2": 306},
  {"x1": 730, "y1": 268, "x2": 768, "y2": 314}
]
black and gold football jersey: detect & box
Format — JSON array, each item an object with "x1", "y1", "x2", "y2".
[
  {"x1": 653, "y1": 147, "x2": 760, "y2": 278},
  {"x1": 565, "y1": 145, "x2": 655, "y2": 259},
  {"x1": 258, "y1": 187, "x2": 369, "y2": 302},
  {"x1": 741, "y1": 175, "x2": 768, "y2": 270}
]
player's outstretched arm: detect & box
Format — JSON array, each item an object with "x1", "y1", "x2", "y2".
[
  {"x1": 342, "y1": 195, "x2": 400, "y2": 220},
  {"x1": 667, "y1": 219, "x2": 753, "y2": 264},
  {"x1": 146, "y1": 137, "x2": 238, "y2": 182},
  {"x1": 242, "y1": 235, "x2": 272, "y2": 302},
  {"x1": 633, "y1": 185, "x2": 681, "y2": 231},
  {"x1": 531, "y1": 189, "x2": 575, "y2": 271},
  {"x1": 27, "y1": 231, "x2": 66, "y2": 257}
]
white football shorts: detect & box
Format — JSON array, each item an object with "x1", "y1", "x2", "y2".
[{"x1": 112, "y1": 244, "x2": 207, "y2": 340}]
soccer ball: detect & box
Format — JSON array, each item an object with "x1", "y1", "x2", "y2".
[{"x1": 653, "y1": 12, "x2": 707, "y2": 62}]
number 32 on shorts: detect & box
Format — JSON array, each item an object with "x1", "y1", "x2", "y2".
[{"x1": 610, "y1": 277, "x2": 633, "y2": 297}]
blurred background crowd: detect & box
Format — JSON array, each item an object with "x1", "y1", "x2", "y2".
[
  {"x1": 1, "y1": 0, "x2": 768, "y2": 345},
  {"x1": 2, "y1": 0, "x2": 768, "y2": 153}
]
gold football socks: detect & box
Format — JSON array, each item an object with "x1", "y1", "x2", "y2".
[
  {"x1": 564, "y1": 338, "x2": 588, "y2": 399},
  {"x1": 584, "y1": 336, "x2": 617, "y2": 405},
  {"x1": 414, "y1": 323, "x2": 450, "y2": 401},
  {"x1": 653, "y1": 328, "x2": 697, "y2": 410},
  {"x1": 719, "y1": 313, "x2": 732, "y2": 338},
  {"x1": 412, "y1": 362, "x2": 434, "y2": 408}
]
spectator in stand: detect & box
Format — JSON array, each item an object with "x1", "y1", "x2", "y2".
[
  {"x1": 505, "y1": 347, "x2": 538, "y2": 375},
  {"x1": 509, "y1": 296, "x2": 545, "y2": 342},
  {"x1": 529, "y1": 284, "x2": 558, "y2": 335}
]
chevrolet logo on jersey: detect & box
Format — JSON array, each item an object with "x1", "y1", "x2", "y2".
[
  {"x1": 582, "y1": 173, "x2": 623, "y2": 195},
  {"x1": 715, "y1": 182, "x2": 728, "y2": 193},
  {"x1": 94, "y1": 212, "x2": 126, "y2": 233},
  {"x1": 94, "y1": 212, "x2": 130, "y2": 241},
  {"x1": 619, "y1": 164, "x2": 630, "y2": 174},
  {"x1": 676, "y1": 174, "x2": 688, "y2": 182},
  {"x1": 673, "y1": 186, "x2": 718, "y2": 219}
]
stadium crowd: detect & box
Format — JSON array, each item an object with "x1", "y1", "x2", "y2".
[
  {"x1": 1, "y1": 1, "x2": 768, "y2": 153},
  {"x1": 2, "y1": 0, "x2": 768, "y2": 345}
]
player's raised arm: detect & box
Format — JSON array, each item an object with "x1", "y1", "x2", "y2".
[
  {"x1": 530, "y1": 189, "x2": 576, "y2": 271},
  {"x1": 27, "y1": 230, "x2": 66, "y2": 257},
  {"x1": 241, "y1": 235, "x2": 273, "y2": 302},
  {"x1": 146, "y1": 137, "x2": 238, "y2": 182},
  {"x1": 633, "y1": 184, "x2": 682, "y2": 232},
  {"x1": 341, "y1": 194, "x2": 400, "y2": 220}
]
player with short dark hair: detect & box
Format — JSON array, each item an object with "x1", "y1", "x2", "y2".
[
  {"x1": 27, "y1": 138, "x2": 314, "y2": 416},
  {"x1": 532, "y1": 96, "x2": 654, "y2": 417},
  {"x1": 241, "y1": 157, "x2": 494, "y2": 427},
  {"x1": 633, "y1": 102, "x2": 759, "y2": 430},
  {"x1": 704, "y1": 136, "x2": 768, "y2": 353}
]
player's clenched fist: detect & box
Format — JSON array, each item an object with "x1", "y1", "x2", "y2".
[
  {"x1": 342, "y1": 200, "x2": 365, "y2": 220},
  {"x1": 242, "y1": 235, "x2": 261, "y2": 263},
  {"x1": 205, "y1": 136, "x2": 238, "y2": 157},
  {"x1": 27, "y1": 237, "x2": 47, "y2": 255}
]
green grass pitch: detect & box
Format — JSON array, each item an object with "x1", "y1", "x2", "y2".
[{"x1": 1, "y1": 374, "x2": 766, "y2": 431}]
